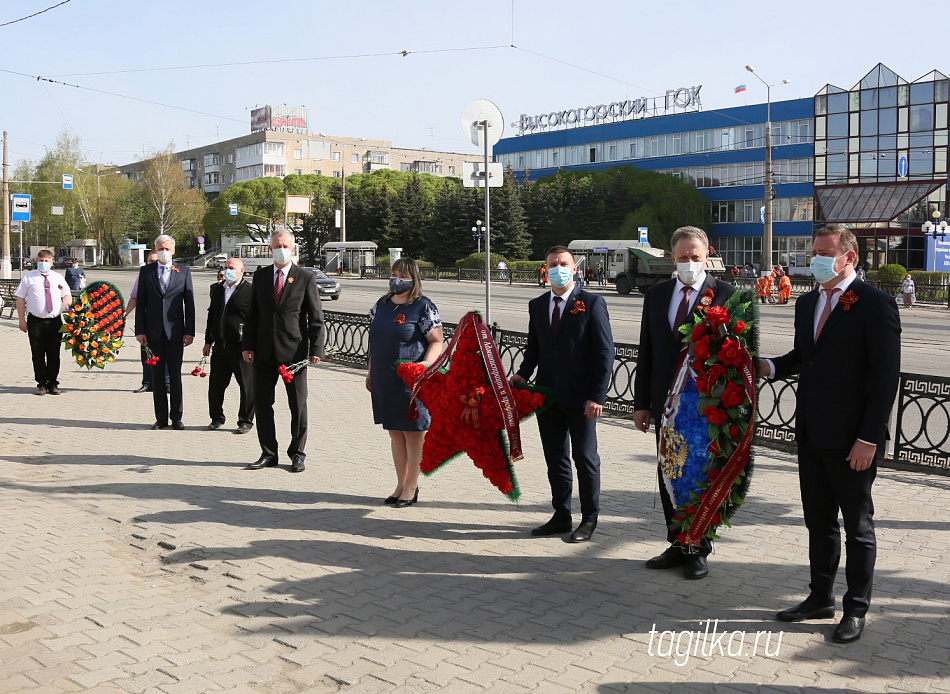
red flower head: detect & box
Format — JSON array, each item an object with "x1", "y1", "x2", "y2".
[
  {"x1": 711, "y1": 513, "x2": 721, "y2": 525},
  {"x1": 721, "y1": 380, "x2": 745, "y2": 409},
  {"x1": 718, "y1": 338, "x2": 744, "y2": 367},
  {"x1": 691, "y1": 322, "x2": 708, "y2": 340},
  {"x1": 707, "y1": 364, "x2": 727, "y2": 384},
  {"x1": 734, "y1": 320, "x2": 747, "y2": 334},
  {"x1": 686, "y1": 504, "x2": 697, "y2": 515},
  {"x1": 695, "y1": 374, "x2": 712, "y2": 396},
  {"x1": 677, "y1": 532, "x2": 688, "y2": 545},
  {"x1": 729, "y1": 425, "x2": 741, "y2": 440},
  {"x1": 694, "y1": 335, "x2": 711, "y2": 361},
  {"x1": 703, "y1": 405, "x2": 728, "y2": 426},
  {"x1": 705, "y1": 305, "x2": 730, "y2": 327},
  {"x1": 707, "y1": 468, "x2": 721, "y2": 482}
]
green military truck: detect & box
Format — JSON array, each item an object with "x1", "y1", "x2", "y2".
[{"x1": 568, "y1": 239, "x2": 726, "y2": 295}]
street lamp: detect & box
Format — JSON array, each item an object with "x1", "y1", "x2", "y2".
[
  {"x1": 745, "y1": 65, "x2": 790, "y2": 273},
  {"x1": 76, "y1": 166, "x2": 123, "y2": 265},
  {"x1": 472, "y1": 220, "x2": 485, "y2": 254},
  {"x1": 923, "y1": 210, "x2": 948, "y2": 272}
]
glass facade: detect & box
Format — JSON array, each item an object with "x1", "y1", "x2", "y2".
[{"x1": 814, "y1": 64, "x2": 949, "y2": 269}]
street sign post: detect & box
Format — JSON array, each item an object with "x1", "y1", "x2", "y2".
[
  {"x1": 228, "y1": 204, "x2": 238, "y2": 215},
  {"x1": 638, "y1": 227, "x2": 649, "y2": 243},
  {"x1": 62, "y1": 174, "x2": 73, "y2": 190},
  {"x1": 11, "y1": 194, "x2": 31, "y2": 222}
]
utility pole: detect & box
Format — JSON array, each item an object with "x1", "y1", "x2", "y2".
[
  {"x1": 746, "y1": 66, "x2": 790, "y2": 273},
  {"x1": 2, "y1": 131, "x2": 10, "y2": 279}
]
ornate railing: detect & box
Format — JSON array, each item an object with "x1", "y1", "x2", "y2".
[{"x1": 322, "y1": 310, "x2": 949, "y2": 474}]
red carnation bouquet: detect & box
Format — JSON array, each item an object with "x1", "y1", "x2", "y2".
[{"x1": 396, "y1": 311, "x2": 551, "y2": 500}]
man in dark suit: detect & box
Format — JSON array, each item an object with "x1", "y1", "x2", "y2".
[
  {"x1": 760, "y1": 225, "x2": 900, "y2": 644},
  {"x1": 135, "y1": 235, "x2": 196, "y2": 430},
  {"x1": 204, "y1": 258, "x2": 255, "y2": 434},
  {"x1": 633, "y1": 226, "x2": 735, "y2": 580},
  {"x1": 242, "y1": 231, "x2": 325, "y2": 473},
  {"x1": 512, "y1": 246, "x2": 615, "y2": 543}
]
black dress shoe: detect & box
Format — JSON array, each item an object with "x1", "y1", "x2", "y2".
[
  {"x1": 150, "y1": 422, "x2": 167, "y2": 430},
  {"x1": 569, "y1": 520, "x2": 597, "y2": 543},
  {"x1": 134, "y1": 385, "x2": 150, "y2": 393},
  {"x1": 832, "y1": 616, "x2": 865, "y2": 644},
  {"x1": 172, "y1": 420, "x2": 185, "y2": 430},
  {"x1": 776, "y1": 598, "x2": 836, "y2": 623},
  {"x1": 208, "y1": 421, "x2": 224, "y2": 430},
  {"x1": 645, "y1": 545, "x2": 689, "y2": 569},
  {"x1": 384, "y1": 495, "x2": 399, "y2": 505},
  {"x1": 290, "y1": 455, "x2": 306, "y2": 473},
  {"x1": 394, "y1": 487, "x2": 419, "y2": 508},
  {"x1": 684, "y1": 555, "x2": 709, "y2": 580},
  {"x1": 47, "y1": 385, "x2": 61, "y2": 395},
  {"x1": 531, "y1": 516, "x2": 572, "y2": 536},
  {"x1": 247, "y1": 455, "x2": 278, "y2": 470},
  {"x1": 236, "y1": 423, "x2": 252, "y2": 434}
]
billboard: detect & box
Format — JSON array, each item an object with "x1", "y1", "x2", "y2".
[
  {"x1": 250, "y1": 106, "x2": 272, "y2": 132},
  {"x1": 250, "y1": 105, "x2": 309, "y2": 134}
]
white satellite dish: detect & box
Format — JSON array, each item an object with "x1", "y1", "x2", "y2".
[{"x1": 461, "y1": 99, "x2": 504, "y2": 149}]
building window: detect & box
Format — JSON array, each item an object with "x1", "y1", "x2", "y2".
[
  {"x1": 263, "y1": 164, "x2": 285, "y2": 177},
  {"x1": 608, "y1": 145, "x2": 616, "y2": 160},
  {"x1": 449, "y1": 166, "x2": 456, "y2": 175},
  {"x1": 333, "y1": 152, "x2": 341, "y2": 162},
  {"x1": 590, "y1": 147, "x2": 596, "y2": 163},
  {"x1": 351, "y1": 153, "x2": 359, "y2": 164},
  {"x1": 293, "y1": 168, "x2": 302, "y2": 175},
  {"x1": 313, "y1": 170, "x2": 321, "y2": 176},
  {"x1": 552, "y1": 151, "x2": 559, "y2": 166},
  {"x1": 264, "y1": 142, "x2": 285, "y2": 156},
  {"x1": 228, "y1": 154, "x2": 233, "y2": 164},
  {"x1": 294, "y1": 148, "x2": 302, "y2": 159},
  {"x1": 400, "y1": 163, "x2": 412, "y2": 172}
]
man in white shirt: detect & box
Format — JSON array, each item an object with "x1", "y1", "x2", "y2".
[{"x1": 15, "y1": 249, "x2": 72, "y2": 395}]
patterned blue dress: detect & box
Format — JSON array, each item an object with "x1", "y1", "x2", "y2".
[{"x1": 368, "y1": 295, "x2": 442, "y2": 431}]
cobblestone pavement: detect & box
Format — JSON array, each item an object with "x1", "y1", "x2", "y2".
[{"x1": 1, "y1": 318, "x2": 949, "y2": 693}]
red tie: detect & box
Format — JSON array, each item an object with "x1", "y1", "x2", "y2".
[
  {"x1": 274, "y1": 268, "x2": 284, "y2": 305},
  {"x1": 551, "y1": 296, "x2": 562, "y2": 336},
  {"x1": 673, "y1": 286, "x2": 691, "y2": 334},
  {"x1": 815, "y1": 287, "x2": 840, "y2": 340}
]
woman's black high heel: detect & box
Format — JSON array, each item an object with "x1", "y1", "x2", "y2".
[{"x1": 394, "y1": 487, "x2": 419, "y2": 508}]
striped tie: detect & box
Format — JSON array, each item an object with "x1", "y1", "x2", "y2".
[
  {"x1": 815, "y1": 287, "x2": 840, "y2": 340},
  {"x1": 274, "y1": 268, "x2": 284, "y2": 305}
]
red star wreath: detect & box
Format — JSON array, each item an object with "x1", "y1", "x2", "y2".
[{"x1": 396, "y1": 311, "x2": 552, "y2": 500}]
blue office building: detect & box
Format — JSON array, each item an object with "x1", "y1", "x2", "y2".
[{"x1": 494, "y1": 64, "x2": 949, "y2": 272}]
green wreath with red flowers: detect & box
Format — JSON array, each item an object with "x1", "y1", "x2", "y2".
[{"x1": 59, "y1": 280, "x2": 126, "y2": 369}]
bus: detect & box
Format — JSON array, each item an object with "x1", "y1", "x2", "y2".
[{"x1": 235, "y1": 242, "x2": 299, "y2": 275}]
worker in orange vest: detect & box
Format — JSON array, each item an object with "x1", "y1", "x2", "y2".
[
  {"x1": 777, "y1": 272, "x2": 792, "y2": 304},
  {"x1": 756, "y1": 275, "x2": 773, "y2": 303}
]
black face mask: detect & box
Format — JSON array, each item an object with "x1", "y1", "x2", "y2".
[{"x1": 389, "y1": 277, "x2": 414, "y2": 295}]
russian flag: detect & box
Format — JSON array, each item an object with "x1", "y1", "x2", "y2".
[{"x1": 734, "y1": 84, "x2": 747, "y2": 94}]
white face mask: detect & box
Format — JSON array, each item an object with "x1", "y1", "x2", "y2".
[
  {"x1": 156, "y1": 250, "x2": 173, "y2": 264},
  {"x1": 676, "y1": 261, "x2": 704, "y2": 285},
  {"x1": 272, "y1": 247, "x2": 293, "y2": 265}
]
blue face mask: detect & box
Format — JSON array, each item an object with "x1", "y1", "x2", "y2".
[
  {"x1": 224, "y1": 269, "x2": 238, "y2": 284},
  {"x1": 37, "y1": 261, "x2": 51, "y2": 273},
  {"x1": 548, "y1": 265, "x2": 573, "y2": 288},
  {"x1": 389, "y1": 276, "x2": 414, "y2": 295},
  {"x1": 810, "y1": 254, "x2": 842, "y2": 284}
]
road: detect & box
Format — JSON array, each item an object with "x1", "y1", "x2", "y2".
[{"x1": 88, "y1": 267, "x2": 950, "y2": 376}]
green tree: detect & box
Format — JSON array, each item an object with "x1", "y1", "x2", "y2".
[
  {"x1": 139, "y1": 144, "x2": 207, "y2": 247},
  {"x1": 490, "y1": 168, "x2": 530, "y2": 260},
  {"x1": 387, "y1": 174, "x2": 432, "y2": 259}
]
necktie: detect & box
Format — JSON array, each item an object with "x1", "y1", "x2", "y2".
[
  {"x1": 44, "y1": 275, "x2": 53, "y2": 315},
  {"x1": 161, "y1": 266, "x2": 169, "y2": 290},
  {"x1": 815, "y1": 287, "x2": 841, "y2": 340},
  {"x1": 673, "y1": 286, "x2": 692, "y2": 333},
  {"x1": 275, "y1": 268, "x2": 284, "y2": 305},
  {"x1": 551, "y1": 296, "x2": 562, "y2": 336}
]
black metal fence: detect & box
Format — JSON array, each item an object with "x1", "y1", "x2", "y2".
[{"x1": 325, "y1": 311, "x2": 950, "y2": 474}]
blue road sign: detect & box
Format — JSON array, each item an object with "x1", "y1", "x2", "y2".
[
  {"x1": 11, "y1": 194, "x2": 31, "y2": 222},
  {"x1": 62, "y1": 174, "x2": 73, "y2": 190},
  {"x1": 898, "y1": 155, "x2": 909, "y2": 178},
  {"x1": 228, "y1": 204, "x2": 238, "y2": 215},
  {"x1": 638, "y1": 227, "x2": 648, "y2": 243}
]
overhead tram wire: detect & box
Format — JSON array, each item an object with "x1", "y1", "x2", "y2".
[
  {"x1": 0, "y1": 66, "x2": 246, "y2": 124},
  {"x1": 0, "y1": 0, "x2": 72, "y2": 28},
  {"x1": 41, "y1": 45, "x2": 512, "y2": 78}
]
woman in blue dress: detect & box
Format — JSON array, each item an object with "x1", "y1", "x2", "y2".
[{"x1": 365, "y1": 258, "x2": 443, "y2": 508}]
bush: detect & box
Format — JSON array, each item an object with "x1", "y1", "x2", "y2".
[
  {"x1": 375, "y1": 255, "x2": 390, "y2": 268},
  {"x1": 909, "y1": 270, "x2": 949, "y2": 285},
  {"x1": 508, "y1": 260, "x2": 544, "y2": 271},
  {"x1": 878, "y1": 264, "x2": 907, "y2": 284},
  {"x1": 456, "y1": 252, "x2": 508, "y2": 269}
]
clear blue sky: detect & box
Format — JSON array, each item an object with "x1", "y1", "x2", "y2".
[{"x1": 1, "y1": 0, "x2": 947, "y2": 169}]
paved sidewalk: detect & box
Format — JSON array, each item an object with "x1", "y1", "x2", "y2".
[{"x1": 1, "y1": 319, "x2": 949, "y2": 693}]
